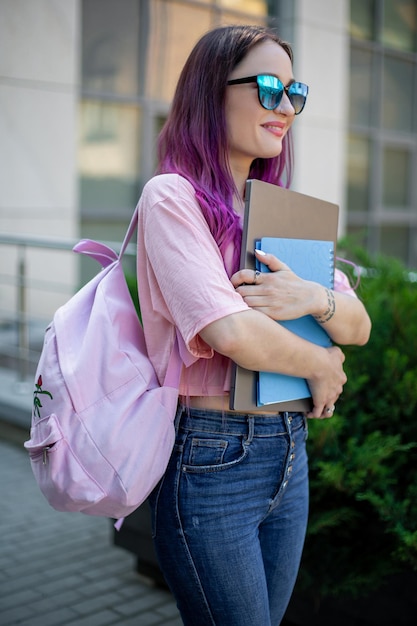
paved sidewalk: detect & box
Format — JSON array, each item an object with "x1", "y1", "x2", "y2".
[{"x1": 0, "y1": 435, "x2": 182, "y2": 626}]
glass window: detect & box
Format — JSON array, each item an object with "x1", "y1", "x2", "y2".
[
  {"x1": 350, "y1": 46, "x2": 374, "y2": 126},
  {"x1": 219, "y1": 0, "x2": 268, "y2": 15},
  {"x1": 348, "y1": 0, "x2": 417, "y2": 268},
  {"x1": 380, "y1": 225, "x2": 410, "y2": 262},
  {"x1": 79, "y1": 0, "x2": 272, "y2": 217},
  {"x1": 347, "y1": 135, "x2": 371, "y2": 212},
  {"x1": 144, "y1": 1, "x2": 269, "y2": 103},
  {"x1": 79, "y1": 101, "x2": 141, "y2": 213},
  {"x1": 146, "y1": 1, "x2": 212, "y2": 102},
  {"x1": 350, "y1": 0, "x2": 376, "y2": 40},
  {"x1": 383, "y1": 147, "x2": 411, "y2": 207},
  {"x1": 382, "y1": 55, "x2": 414, "y2": 132},
  {"x1": 82, "y1": 0, "x2": 141, "y2": 96},
  {"x1": 220, "y1": 10, "x2": 267, "y2": 26},
  {"x1": 382, "y1": 0, "x2": 417, "y2": 52}
]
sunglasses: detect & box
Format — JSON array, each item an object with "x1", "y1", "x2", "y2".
[{"x1": 227, "y1": 74, "x2": 309, "y2": 115}]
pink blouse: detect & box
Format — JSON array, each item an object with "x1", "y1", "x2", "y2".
[{"x1": 136, "y1": 174, "x2": 357, "y2": 397}]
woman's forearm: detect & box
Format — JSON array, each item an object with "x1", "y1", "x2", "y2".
[
  {"x1": 200, "y1": 309, "x2": 336, "y2": 378},
  {"x1": 312, "y1": 288, "x2": 371, "y2": 346},
  {"x1": 231, "y1": 261, "x2": 371, "y2": 347},
  {"x1": 199, "y1": 308, "x2": 347, "y2": 418}
]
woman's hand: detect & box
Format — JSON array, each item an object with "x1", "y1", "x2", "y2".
[
  {"x1": 306, "y1": 345, "x2": 346, "y2": 419},
  {"x1": 231, "y1": 249, "x2": 371, "y2": 346},
  {"x1": 231, "y1": 249, "x2": 324, "y2": 321}
]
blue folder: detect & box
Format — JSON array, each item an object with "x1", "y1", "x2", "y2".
[{"x1": 256, "y1": 237, "x2": 334, "y2": 406}]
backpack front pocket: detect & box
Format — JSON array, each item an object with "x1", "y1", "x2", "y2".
[{"x1": 24, "y1": 414, "x2": 105, "y2": 512}]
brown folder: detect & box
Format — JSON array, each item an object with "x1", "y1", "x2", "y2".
[{"x1": 229, "y1": 179, "x2": 339, "y2": 413}]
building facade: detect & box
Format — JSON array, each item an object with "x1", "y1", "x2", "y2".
[{"x1": 1, "y1": 0, "x2": 416, "y2": 320}]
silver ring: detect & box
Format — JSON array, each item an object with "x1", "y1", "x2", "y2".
[
  {"x1": 326, "y1": 405, "x2": 335, "y2": 414},
  {"x1": 253, "y1": 270, "x2": 261, "y2": 285}
]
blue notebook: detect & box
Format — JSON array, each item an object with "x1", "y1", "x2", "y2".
[{"x1": 256, "y1": 237, "x2": 334, "y2": 407}]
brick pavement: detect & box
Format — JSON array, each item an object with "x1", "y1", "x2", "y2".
[{"x1": 0, "y1": 437, "x2": 182, "y2": 626}]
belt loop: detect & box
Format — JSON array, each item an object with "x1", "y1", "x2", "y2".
[
  {"x1": 174, "y1": 403, "x2": 184, "y2": 435},
  {"x1": 283, "y1": 411, "x2": 293, "y2": 431},
  {"x1": 246, "y1": 415, "x2": 255, "y2": 444}
]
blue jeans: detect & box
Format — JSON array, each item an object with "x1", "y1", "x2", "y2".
[{"x1": 149, "y1": 406, "x2": 309, "y2": 626}]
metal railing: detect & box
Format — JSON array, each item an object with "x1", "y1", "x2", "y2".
[{"x1": 0, "y1": 233, "x2": 134, "y2": 383}]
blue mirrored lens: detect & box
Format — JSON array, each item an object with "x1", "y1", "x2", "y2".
[
  {"x1": 257, "y1": 75, "x2": 284, "y2": 110},
  {"x1": 287, "y1": 82, "x2": 308, "y2": 114},
  {"x1": 256, "y1": 75, "x2": 308, "y2": 114}
]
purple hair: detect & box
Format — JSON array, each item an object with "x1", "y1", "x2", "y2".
[{"x1": 157, "y1": 25, "x2": 295, "y2": 274}]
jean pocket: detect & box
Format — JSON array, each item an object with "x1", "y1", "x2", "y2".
[{"x1": 182, "y1": 433, "x2": 248, "y2": 473}]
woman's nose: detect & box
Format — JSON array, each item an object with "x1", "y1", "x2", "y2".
[{"x1": 275, "y1": 91, "x2": 295, "y2": 115}]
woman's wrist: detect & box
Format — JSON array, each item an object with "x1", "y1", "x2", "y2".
[{"x1": 313, "y1": 287, "x2": 336, "y2": 324}]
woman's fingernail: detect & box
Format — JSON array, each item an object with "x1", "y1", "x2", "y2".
[{"x1": 255, "y1": 249, "x2": 266, "y2": 256}]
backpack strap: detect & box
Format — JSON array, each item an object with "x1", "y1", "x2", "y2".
[
  {"x1": 72, "y1": 206, "x2": 139, "y2": 267},
  {"x1": 72, "y1": 241, "x2": 118, "y2": 267},
  {"x1": 119, "y1": 205, "x2": 139, "y2": 258},
  {"x1": 74, "y1": 207, "x2": 191, "y2": 384},
  {"x1": 119, "y1": 207, "x2": 196, "y2": 381}
]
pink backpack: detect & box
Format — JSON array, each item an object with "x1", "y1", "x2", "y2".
[{"x1": 24, "y1": 207, "x2": 186, "y2": 520}]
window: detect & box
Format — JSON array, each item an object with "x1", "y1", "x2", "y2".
[
  {"x1": 350, "y1": 0, "x2": 376, "y2": 40},
  {"x1": 383, "y1": 146, "x2": 411, "y2": 207},
  {"x1": 347, "y1": 136, "x2": 371, "y2": 212},
  {"x1": 382, "y1": 55, "x2": 415, "y2": 132},
  {"x1": 349, "y1": 47, "x2": 374, "y2": 126},
  {"x1": 79, "y1": 0, "x2": 272, "y2": 232},
  {"x1": 79, "y1": 102, "x2": 141, "y2": 213},
  {"x1": 382, "y1": 0, "x2": 417, "y2": 52},
  {"x1": 348, "y1": 0, "x2": 417, "y2": 268},
  {"x1": 79, "y1": 0, "x2": 144, "y2": 225}
]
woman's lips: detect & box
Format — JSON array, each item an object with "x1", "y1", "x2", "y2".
[{"x1": 262, "y1": 122, "x2": 286, "y2": 137}]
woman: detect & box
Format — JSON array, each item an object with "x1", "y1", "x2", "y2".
[{"x1": 136, "y1": 25, "x2": 371, "y2": 626}]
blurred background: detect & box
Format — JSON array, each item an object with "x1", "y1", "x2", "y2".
[
  {"x1": 1, "y1": 4, "x2": 416, "y2": 624},
  {"x1": 0, "y1": 0, "x2": 417, "y2": 367},
  {"x1": 0, "y1": 0, "x2": 416, "y2": 389}
]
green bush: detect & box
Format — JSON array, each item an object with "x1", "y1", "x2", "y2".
[{"x1": 297, "y1": 245, "x2": 417, "y2": 600}]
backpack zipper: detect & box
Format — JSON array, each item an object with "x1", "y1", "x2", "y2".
[{"x1": 42, "y1": 446, "x2": 51, "y2": 465}]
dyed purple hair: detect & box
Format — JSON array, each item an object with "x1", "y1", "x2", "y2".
[{"x1": 157, "y1": 25, "x2": 295, "y2": 274}]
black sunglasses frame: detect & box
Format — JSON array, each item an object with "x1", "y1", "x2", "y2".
[{"x1": 227, "y1": 74, "x2": 309, "y2": 115}]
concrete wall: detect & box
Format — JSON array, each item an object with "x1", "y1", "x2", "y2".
[
  {"x1": 0, "y1": 0, "x2": 81, "y2": 318},
  {"x1": 291, "y1": 0, "x2": 349, "y2": 236}
]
